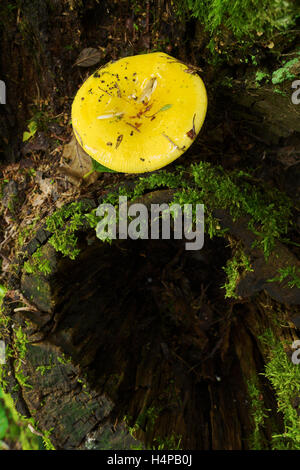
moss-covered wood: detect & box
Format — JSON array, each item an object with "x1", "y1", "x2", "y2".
[
  {"x1": 1, "y1": 175, "x2": 299, "y2": 449},
  {"x1": 1, "y1": 0, "x2": 300, "y2": 451}
]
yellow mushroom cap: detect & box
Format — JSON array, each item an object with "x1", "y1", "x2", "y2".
[{"x1": 71, "y1": 52, "x2": 207, "y2": 173}]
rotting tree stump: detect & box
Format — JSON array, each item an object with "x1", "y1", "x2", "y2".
[
  {"x1": 1, "y1": 188, "x2": 299, "y2": 450},
  {"x1": 1, "y1": 1, "x2": 300, "y2": 449}
]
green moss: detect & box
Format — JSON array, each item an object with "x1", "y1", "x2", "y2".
[
  {"x1": 14, "y1": 327, "x2": 32, "y2": 390},
  {"x1": 272, "y1": 58, "x2": 300, "y2": 85},
  {"x1": 0, "y1": 386, "x2": 54, "y2": 449},
  {"x1": 0, "y1": 348, "x2": 12, "y2": 390},
  {"x1": 221, "y1": 77, "x2": 233, "y2": 88},
  {"x1": 39, "y1": 163, "x2": 294, "y2": 299},
  {"x1": 46, "y1": 200, "x2": 94, "y2": 259},
  {"x1": 125, "y1": 406, "x2": 161, "y2": 439},
  {"x1": 273, "y1": 88, "x2": 288, "y2": 96},
  {"x1": 23, "y1": 107, "x2": 60, "y2": 142},
  {"x1": 23, "y1": 247, "x2": 52, "y2": 276},
  {"x1": 189, "y1": 0, "x2": 296, "y2": 35},
  {"x1": 0, "y1": 297, "x2": 52, "y2": 449},
  {"x1": 133, "y1": 163, "x2": 292, "y2": 258},
  {"x1": 36, "y1": 364, "x2": 54, "y2": 376},
  {"x1": 0, "y1": 284, "x2": 6, "y2": 309},
  {"x1": 125, "y1": 408, "x2": 182, "y2": 450},
  {"x1": 222, "y1": 248, "x2": 253, "y2": 299},
  {"x1": 17, "y1": 217, "x2": 39, "y2": 248},
  {"x1": 255, "y1": 71, "x2": 270, "y2": 83},
  {"x1": 57, "y1": 353, "x2": 72, "y2": 366},
  {"x1": 6, "y1": 192, "x2": 19, "y2": 215},
  {"x1": 259, "y1": 330, "x2": 300, "y2": 450},
  {"x1": 177, "y1": 0, "x2": 298, "y2": 54},
  {"x1": 248, "y1": 330, "x2": 300, "y2": 450},
  {"x1": 14, "y1": 327, "x2": 28, "y2": 364},
  {"x1": 247, "y1": 378, "x2": 270, "y2": 449},
  {"x1": 93, "y1": 162, "x2": 294, "y2": 295},
  {"x1": 41, "y1": 428, "x2": 55, "y2": 450},
  {"x1": 153, "y1": 434, "x2": 182, "y2": 450},
  {"x1": 267, "y1": 265, "x2": 300, "y2": 289},
  {"x1": 0, "y1": 389, "x2": 41, "y2": 450}
]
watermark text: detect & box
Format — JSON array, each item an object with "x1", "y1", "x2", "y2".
[
  {"x1": 0, "y1": 80, "x2": 6, "y2": 104},
  {"x1": 0, "y1": 340, "x2": 6, "y2": 364},
  {"x1": 96, "y1": 196, "x2": 204, "y2": 250},
  {"x1": 291, "y1": 79, "x2": 300, "y2": 105}
]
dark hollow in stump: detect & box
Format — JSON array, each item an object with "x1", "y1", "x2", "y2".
[{"x1": 2, "y1": 193, "x2": 299, "y2": 450}]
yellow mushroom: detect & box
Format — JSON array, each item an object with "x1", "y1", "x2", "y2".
[{"x1": 71, "y1": 52, "x2": 207, "y2": 173}]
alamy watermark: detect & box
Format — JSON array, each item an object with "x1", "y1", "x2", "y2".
[
  {"x1": 292, "y1": 340, "x2": 300, "y2": 365},
  {"x1": 0, "y1": 80, "x2": 6, "y2": 104},
  {"x1": 96, "y1": 196, "x2": 204, "y2": 250},
  {"x1": 291, "y1": 80, "x2": 300, "y2": 105},
  {"x1": 0, "y1": 340, "x2": 5, "y2": 364}
]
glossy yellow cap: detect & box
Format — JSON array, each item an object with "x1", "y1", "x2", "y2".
[{"x1": 72, "y1": 52, "x2": 207, "y2": 173}]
